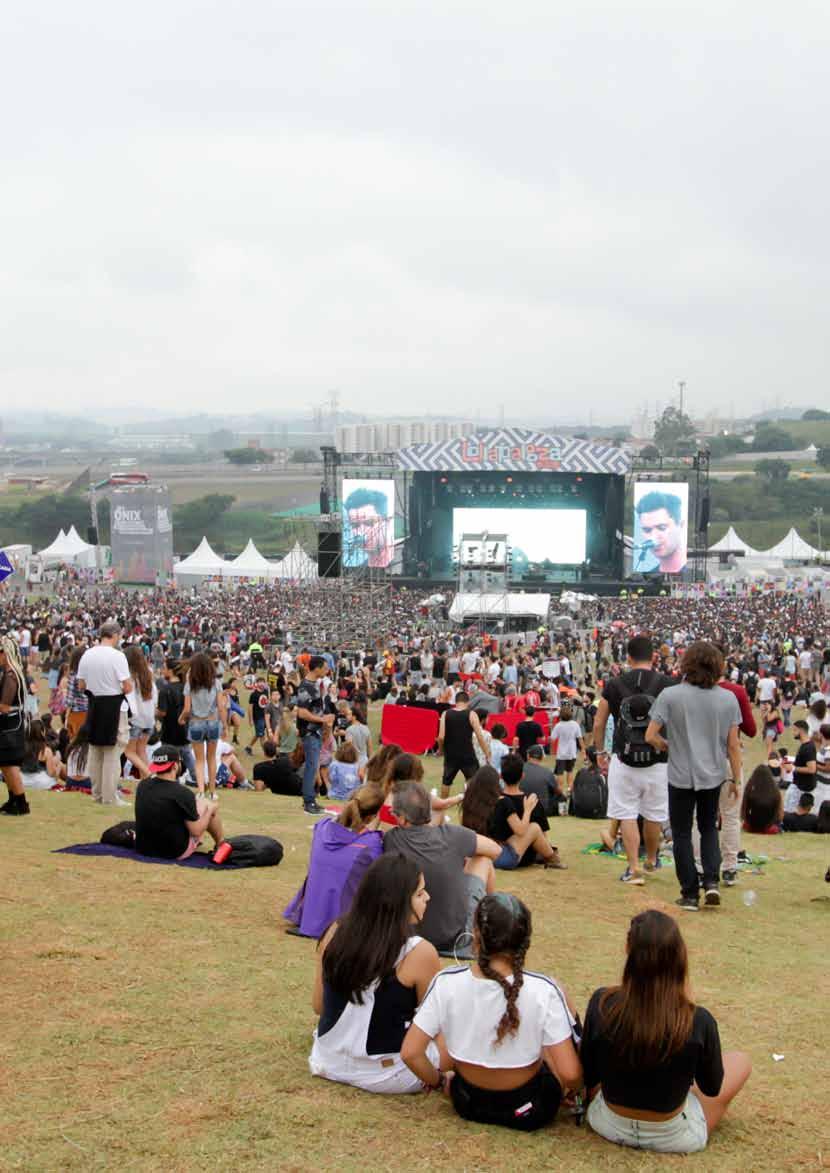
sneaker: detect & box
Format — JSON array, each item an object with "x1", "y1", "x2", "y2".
[
  {"x1": 675, "y1": 896, "x2": 699, "y2": 911},
  {"x1": 643, "y1": 857, "x2": 662, "y2": 872},
  {"x1": 704, "y1": 887, "x2": 721, "y2": 907},
  {"x1": 113, "y1": 795, "x2": 132, "y2": 807},
  {"x1": 237, "y1": 780, "x2": 254, "y2": 790},
  {"x1": 722, "y1": 869, "x2": 738, "y2": 887},
  {"x1": 303, "y1": 801, "x2": 324, "y2": 815},
  {"x1": 620, "y1": 868, "x2": 645, "y2": 885},
  {"x1": 244, "y1": 747, "x2": 253, "y2": 756}
]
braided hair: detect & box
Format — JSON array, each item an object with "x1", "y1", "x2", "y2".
[{"x1": 475, "y1": 893, "x2": 532, "y2": 1045}]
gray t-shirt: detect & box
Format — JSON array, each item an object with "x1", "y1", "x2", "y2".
[
  {"x1": 184, "y1": 680, "x2": 219, "y2": 721},
  {"x1": 384, "y1": 823, "x2": 477, "y2": 950},
  {"x1": 649, "y1": 682, "x2": 740, "y2": 791},
  {"x1": 345, "y1": 722, "x2": 371, "y2": 760}
]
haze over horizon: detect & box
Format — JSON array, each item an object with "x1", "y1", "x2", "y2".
[{"x1": 4, "y1": 2, "x2": 829, "y2": 420}]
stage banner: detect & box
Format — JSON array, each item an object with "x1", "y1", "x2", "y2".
[
  {"x1": 110, "y1": 486, "x2": 174, "y2": 584},
  {"x1": 395, "y1": 428, "x2": 630, "y2": 474}
]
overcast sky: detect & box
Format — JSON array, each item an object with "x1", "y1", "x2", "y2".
[{"x1": 4, "y1": 1, "x2": 829, "y2": 424}]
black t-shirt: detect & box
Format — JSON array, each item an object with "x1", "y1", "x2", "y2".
[
  {"x1": 580, "y1": 988, "x2": 724, "y2": 1113},
  {"x1": 253, "y1": 756, "x2": 302, "y2": 796},
  {"x1": 602, "y1": 669, "x2": 674, "y2": 763},
  {"x1": 516, "y1": 720, "x2": 543, "y2": 756},
  {"x1": 487, "y1": 792, "x2": 549, "y2": 864},
  {"x1": 296, "y1": 678, "x2": 324, "y2": 737},
  {"x1": 794, "y1": 740, "x2": 817, "y2": 790},
  {"x1": 135, "y1": 777, "x2": 198, "y2": 859},
  {"x1": 157, "y1": 681, "x2": 187, "y2": 746},
  {"x1": 782, "y1": 811, "x2": 818, "y2": 832}
]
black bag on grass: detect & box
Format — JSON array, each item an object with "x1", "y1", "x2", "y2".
[
  {"x1": 217, "y1": 834, "x2": 283, "y2": 868},
  {"x1": 100, "y1": 820, "x2": 137, "y2": 848}
]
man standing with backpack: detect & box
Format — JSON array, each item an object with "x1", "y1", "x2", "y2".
[{"x1": 592, "y1": 636, "x2": 675, "y2": 886}]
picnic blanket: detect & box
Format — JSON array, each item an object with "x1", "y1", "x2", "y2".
[{"x1": 54, "y1": 844, "x2": 217, "y2": 868}]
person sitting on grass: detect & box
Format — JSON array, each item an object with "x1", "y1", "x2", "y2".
[
  {"x1": 580, "y1": 909, "x2": 751, "y2": 1154},
  {"x1": 364, "y1": 742, "x2": 401, "y2": 786},
  {"x1": 740, "y1": 765, "x2": 783, "y2": 834},
  {"x1": 782, "y1": 791, "x2": 818, "y2": 833},
  {"x1": 384, "y1": 781, "x2": 499, "y2": 958},
  {"x1": 328, "y1": 740, "x2": 365, "y2": 800},
  {"x1": 309, "y1": 853, "x2": 444, "y2": 1093},
  {"x1": 252, "y1": 738, "x2": 302, "y2": 795},
  {"x1": 135, "y1": 744, "x2": 225, "y2": 860},
  {"x1": 378, "y1": 752, "x2": 462, "y2": 826},
  {"x1": 489, "y1": 753, "x2": 566, "y2": 870},
  {"x1": 286, "y1": 785, "x2": 385, "y2": 938},
  {"x1": 401, "y1": 892, "x2": 582, "y2": 1131}
]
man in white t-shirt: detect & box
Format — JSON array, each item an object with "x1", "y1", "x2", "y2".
[
  {"x1": 757, "y1": 675, "x2": 777, "y2": 710},
  {"x1": 77, "y1": 622, "x2": 132, "y2": 805},
  {"x1": 799, "y1": 648, "x2": 813, "y2": 686},
  {"x1": 18, "y1": 627, "x2": 31, "y2": 663}
]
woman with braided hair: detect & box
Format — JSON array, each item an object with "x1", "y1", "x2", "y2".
[
  {"x1": 402, "y1": 892, "x2": 582, "y2": 1131},
  {"x1": 0, "y1": 636, "x2": 31, "y2": 815}
]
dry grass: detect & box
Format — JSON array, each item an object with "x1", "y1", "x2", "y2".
[{"x1": 2, "y1": 702, "x2": 829, "y2": 1172}]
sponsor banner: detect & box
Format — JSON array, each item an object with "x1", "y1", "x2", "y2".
[{"x1": 110, "y1": 486, "x2": 174, "y2": 583}]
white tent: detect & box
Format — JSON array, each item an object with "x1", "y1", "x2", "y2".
[
  {"x1": 708, "y1": 526, "x2": 760, "y2": 556},
  {"x1": 273, "y1": 541, "x2": 318, "y2": 581},
  {"x1": 172, "y1": 537, "x2": 226, "y2": 580},
  {"x1": 449, "y1": 592, "x2": 550, "y2": 623},
  {"x1": 221, "y1": 539, "x2": 276, "y2": 580},
  {"x1": 38, "y1": 527, "x2": 96, "y2": 568},
  {"x1": 759, "y1": 528, "x2": 820, "y2": 560}
]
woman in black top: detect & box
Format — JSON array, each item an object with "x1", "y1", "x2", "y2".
[
  {"x1": 581, "y1": 910, "x2": 750, "y2": 1153},
  {"x1": 461, "y1": 758, "x2": 564, "y2": 870},
  {"x1": 0, "y1": 636, "x2": 30, "y2": 815}
]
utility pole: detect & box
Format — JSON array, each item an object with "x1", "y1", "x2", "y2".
[{"x1": 678, "y1": 380, "x2": 686, "y2": 416}]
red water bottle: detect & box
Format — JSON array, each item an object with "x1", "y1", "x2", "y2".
[{"x1": 213, "y1": 841, "x2": 233, "y2": 865}]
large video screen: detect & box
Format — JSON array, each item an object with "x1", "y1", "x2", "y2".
[
  {"x1": 633, "y1": 481, "x2": 689, "y2": 575},
  {"x1": 452, "y1": 508, "x2": 587, "y2": 565},
  {"x1": 342, "y1": 478, "x2": 395, "y2": 568}
]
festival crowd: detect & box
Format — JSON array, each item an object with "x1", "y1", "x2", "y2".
[{"x1": 2, "y1": 579, "x2": 829, "y2": 1152}]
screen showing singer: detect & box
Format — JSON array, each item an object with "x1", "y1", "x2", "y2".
[{"x1": 633, "y1": 482, "x2": 688, "y2": 575}]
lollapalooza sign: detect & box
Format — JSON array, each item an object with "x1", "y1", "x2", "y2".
[{"x1": 395, "y1": 428, "x2": 630, "y2": 475}]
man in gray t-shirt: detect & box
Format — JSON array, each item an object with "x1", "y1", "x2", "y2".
[
  {"x1": 384, "y1": 782, "x2": 499, "y2": 955},
  {"x1": 647, "y1": 645, "x2": 743, "y2": 911}
]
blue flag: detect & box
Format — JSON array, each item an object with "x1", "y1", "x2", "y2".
[{"x1": 0, "y1": 550, "x2": 14, "y2": 583}]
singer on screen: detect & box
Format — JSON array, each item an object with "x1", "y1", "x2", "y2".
[
  {"x1": 343, "y1": 486, "x2": 394, "y2": 569},
  {"x1": 635, "y1": 490, "x2": 688, "y2": 575}
]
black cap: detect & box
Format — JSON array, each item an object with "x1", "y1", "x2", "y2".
[{"x1": 148, "y1": 744, "x2": 183, "y2": 774}]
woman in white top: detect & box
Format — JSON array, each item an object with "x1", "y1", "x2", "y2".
[
  {"x1": 402, "y1": 892, "x2": 582, "y2": 1130},
  {"x1": 310, "y1": 854, "x2": 443, "y2": 1094},
  {"x1": 124, "y1": 646, "x2": 158, "y2": 780}
]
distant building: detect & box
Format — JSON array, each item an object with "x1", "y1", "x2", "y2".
[{"x1": 336, "y1": 419, "x2": 477, "y2": 452}]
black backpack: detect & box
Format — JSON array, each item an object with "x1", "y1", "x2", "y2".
[
  {"x1": 569, "y1": 770, "x2": 608, "y2": 819},
  {"x1": 617, "y1": 672, "x2": 661, "y2": 768},
  {"x1": 100, "y1": 820, "x2": 137, "y2": 848},
  {"x1": 215, "y1": 834, "x2": 283, "y2": 869}
]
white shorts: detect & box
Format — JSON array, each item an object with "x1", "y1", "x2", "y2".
[{"x1": 607, "y1": 756, "x2": 668, "y2": 823}]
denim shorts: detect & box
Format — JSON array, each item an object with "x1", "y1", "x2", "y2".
[
  {"x1": 587, "y1": 1090, "x2": 708, "y2": 1153},
  {"x1": 129, "y1": 722, "x2": 154, "y2": 741},
  {"x1": 495, "y1": 842, "x2": 521, "y2": 870},
  {"x1": 189, "y1": 719, "x2": 221, "y2": 742}
]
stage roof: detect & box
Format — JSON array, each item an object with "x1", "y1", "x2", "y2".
[
  {"x1": 449, "y1": 592, "x2": 551, "y2": 622},
  {"x1": 395, "y1": 428, "x2": 629, "y2": 474}
]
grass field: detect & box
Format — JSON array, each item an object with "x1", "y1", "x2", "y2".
[{"x1": 3, "y1": 696, "x2": 830, "y2": 1172}]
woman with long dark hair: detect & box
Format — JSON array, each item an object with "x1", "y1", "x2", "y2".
[
  {"x1": 402, "y1": 893, "x2": 581, "y2": 1130},
  {"x1": 124, "y1": 645, "x2": 157, "y2": 781},
  {"x1": 309, "y1": 854, "x2": 442, "y2": 1093},
  {"x1": 741, "y1": 765, "x2": 783, "y2": 834},
  {"x1": 180, "y1": 652, "x2": 225, "y2": 800},
  {"x1": 581, "y1": 909, "x2": 750, "y2": 1153}
]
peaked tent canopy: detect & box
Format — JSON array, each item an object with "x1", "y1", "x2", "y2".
[
  {"x1": 38, "y1": 529, "x2": 68, "y2": 557},
  {"x1": 172, "y1": 537, "x2": 226, "y2": 577},
  {"x1": 708, "y1": 526, "x2": 761, "y2": 555},
  {"x1": 273, "y1": 541, "x2": 318, "y2": 581},
  {"x1": 759, "y1": 528, "x2": 821, "y2": 560},
  {"x1": 222, "y1": 539, "x2": 275, "y2": 578}
]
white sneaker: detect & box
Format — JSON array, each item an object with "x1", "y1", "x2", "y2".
[{"x1": 113, "y1": 795, "x2": 132, "y2": 807}]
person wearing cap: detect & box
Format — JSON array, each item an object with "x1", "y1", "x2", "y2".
[{"x1": 135, "y1": 745, "x2": 225, "y2": 860}]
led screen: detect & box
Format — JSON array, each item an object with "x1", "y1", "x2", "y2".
[
  {"x1": 633, "y1": 481, "x2": 689, "y2": 575},
  {"x1": 342, "y1": 478, "x2": 395, "y2": 568},
  {"x1": 452, "y1": 507, "x2": 587, "y2": 565}
]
